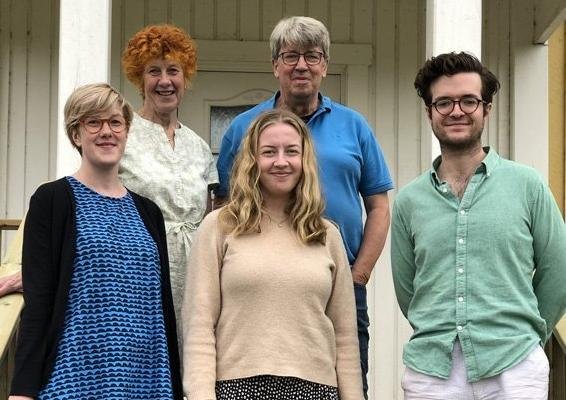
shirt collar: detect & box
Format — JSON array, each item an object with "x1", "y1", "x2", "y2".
[
  {"x1": 272, "y1": 91, "x2": 332, "y2": 114},
  {"x1": 430, "y1": 146, "x2": 500, "y2": 184}
]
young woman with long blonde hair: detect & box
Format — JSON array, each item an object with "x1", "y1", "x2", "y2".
[{"x1": 182, "y1": 109, "x2": 363, "y2": 400}]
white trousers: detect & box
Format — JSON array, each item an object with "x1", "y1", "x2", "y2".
[{"x1": 402, "y1": 341, "x2": 549, "y2": 400}]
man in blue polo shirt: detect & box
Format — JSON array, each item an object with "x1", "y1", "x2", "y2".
[{"x1": 216, "y1": 16, "x2": 393, "y2": 398}]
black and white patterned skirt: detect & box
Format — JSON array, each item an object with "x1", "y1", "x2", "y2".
[{"x1": 216, "y1": 375, "x2": 340, "y2": 400}]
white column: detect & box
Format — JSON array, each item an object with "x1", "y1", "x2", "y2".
[
  {"x1": 428, "y1": 0, "x2": 482, "y2": 159},
  {"x1": 56, "y1": 0, "x2": 112, "y2": 177},
  {"x1": 510, "y1": 5, "x2": 549, "y2": 180}
]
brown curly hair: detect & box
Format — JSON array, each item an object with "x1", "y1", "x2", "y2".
[
  {"x1": 414, "y1": 52, "x2": 500, "y2": 106},
  {"x1": 122, "y1": 24, "x2": 197, "y2": 93}
]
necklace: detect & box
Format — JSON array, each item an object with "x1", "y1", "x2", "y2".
[{"x1": 267, "y1": 213, "x2": 288, "y2": 228}]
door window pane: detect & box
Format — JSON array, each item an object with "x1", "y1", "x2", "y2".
[{"x1": 210, "y1": 105, "x2": 254, "y2": 154}]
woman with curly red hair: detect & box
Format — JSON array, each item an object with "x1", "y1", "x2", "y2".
[{"x1": 119, "y1": 24, "x2": 218, "y2": 351}]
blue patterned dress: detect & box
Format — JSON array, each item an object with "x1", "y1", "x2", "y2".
[{"x1": 38, "y1": 176, "x2": 174, "y2": 400}]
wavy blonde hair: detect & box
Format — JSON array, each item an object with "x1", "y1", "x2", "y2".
[{"x1": 219, "y1": 109, "x2": 326, "y2": 244}]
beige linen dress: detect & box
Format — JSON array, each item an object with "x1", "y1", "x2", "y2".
[{"x1": 119, "y1": 113, "x2": 218, "y2": 346}]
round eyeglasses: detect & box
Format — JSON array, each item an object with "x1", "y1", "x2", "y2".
[
  {"x1": 81, "y1": 117, "x2": 127, "y2": 134},
  {"x1": 278, "y1": 51, "x2": 325, "y2": 66},
  {"x1": 430, "y1": 96, "x2": 488, "y2": 116}
]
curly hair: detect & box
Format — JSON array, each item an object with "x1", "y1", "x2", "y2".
[
  {"x1": 219, "y1": 109, "x2": 327, "y2": 245},
  {"x1": 414, "y1": 52, "x2": 500, "y2": 106},
  {"x1": 122, "y1": 24, "x2": 197, "y2": 93},
  {"x1": 65, "y1": 83, "x2": 133, "y2": 155}
]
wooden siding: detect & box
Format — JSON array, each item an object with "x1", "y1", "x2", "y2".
[
  {"x1": 0, "y1": 0, "x2": 59, "y2": 251},
  {"x1": 483, "y1": 0, "x2": 550, "y2": 178},
  {"x1": 374, "y1": 2, "x2": 428, "y2": 399},
  {"x1": 482, "y1": 0, "x2": 512, "y2": 158}
]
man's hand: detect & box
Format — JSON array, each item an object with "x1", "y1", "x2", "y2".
[
  {"x1": 0, "y1": 271, "x2": 23, "y2": 297},
  {"x1": 351, "y1": 268, "x2": 371, "y2": 286},
  {"x1": 350, "y1": 193, "x2": 391, "y2": 286}
]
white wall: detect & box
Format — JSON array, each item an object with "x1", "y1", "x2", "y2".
[{"x1": 0, "y1": 0, "x2": 59, "y2": 251}]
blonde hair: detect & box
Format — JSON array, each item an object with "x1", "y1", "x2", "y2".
[
  {"x1": 64, "y1": 83, "x2": 133, "y2": 155},
  {"x1": 219, "y1": 109, "x2": 326, "y2": 244}
]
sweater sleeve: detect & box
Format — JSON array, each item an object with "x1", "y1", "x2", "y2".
[
  {"x1": 10, "y1": 185, "x2": 58, "y2": 396},
  {"x1": 325, "y1": 224, "x2": 364, "y2": 400},
  {"x1": 182, "y1": 211, "x2": 224, "y2": 400}
]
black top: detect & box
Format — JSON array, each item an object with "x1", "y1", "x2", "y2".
[{"x1": 10, "y1": 177, "x2": 182, "y2": 399}]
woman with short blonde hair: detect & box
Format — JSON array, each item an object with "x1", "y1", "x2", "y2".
[{"x1": 10, "y1": 83, "x2": 182, "y2": 400}]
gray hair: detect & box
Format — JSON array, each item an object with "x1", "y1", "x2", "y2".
[{"x1": 269, "y1": 16, "x2": 330, "y2": 61}]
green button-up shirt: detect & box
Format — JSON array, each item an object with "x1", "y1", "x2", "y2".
[{"x1": 391, "y1": 147, "x2": 566, "y2": 381}]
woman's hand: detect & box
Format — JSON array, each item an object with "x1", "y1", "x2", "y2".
[{"x1": 0, "y1": 271, "x2": 23, "y2": 297}]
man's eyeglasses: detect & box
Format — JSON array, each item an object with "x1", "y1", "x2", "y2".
[
  {"x1": 81, "y1": 117, "x2": 127, "y2": 134},
  {"x1": 430, "y1": 96, "x2": 488, "y2": 116},
  {"x1": 278, "y1": 51, "x2": 325, "y2": 66}
]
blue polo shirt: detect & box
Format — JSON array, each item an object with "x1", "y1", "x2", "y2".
[{"x1": 217, "y1": 93, "x2": 393, "y2": 264}]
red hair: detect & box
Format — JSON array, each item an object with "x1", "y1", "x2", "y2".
[{"x1": 122, "y1": 24, "x2": 197, "y2": 91}]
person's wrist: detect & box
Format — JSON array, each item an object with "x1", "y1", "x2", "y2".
[{"x1": 352, "y1": 268, "x2": 370, "y2": 285}]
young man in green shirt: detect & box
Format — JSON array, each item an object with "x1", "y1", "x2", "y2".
[{"x1": 391, "y1": 52, "x2": 566, "y2": 399}]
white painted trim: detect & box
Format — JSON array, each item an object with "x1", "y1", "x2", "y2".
[
  {"x1": 534, "y1": 0, "x2": 566, "y2": 43},
  {"x1": 511, "y1": 30, "x2": 549, "y2": 179},
  {"x1": 56, "y1": 0, "x2": 112, "y2": 178}
]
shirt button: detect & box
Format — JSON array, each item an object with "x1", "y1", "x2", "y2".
[
  {"x1": 458, "y1": 268, "x2": 464, "y2": 274},
  {"x1": 460, "y1": 210, "x2": 466, "y2": 215},
  {"x1": 457, "y1": 325, "x2": 463, "y2": 331},
  {"x1": 458, "y1": 297, "x2": 464, "y2": 302},
  {"x1": 458, "y1": 238, "x2": 464, "y2": 244}
]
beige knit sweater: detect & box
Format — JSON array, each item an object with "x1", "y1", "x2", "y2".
[{"x1": 182, "y1": 209, "x2": 363, "y2": 400}]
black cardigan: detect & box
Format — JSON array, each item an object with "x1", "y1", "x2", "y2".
[{"x1": 10, "y1": 177, "x2": 182, "y2": 399}]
